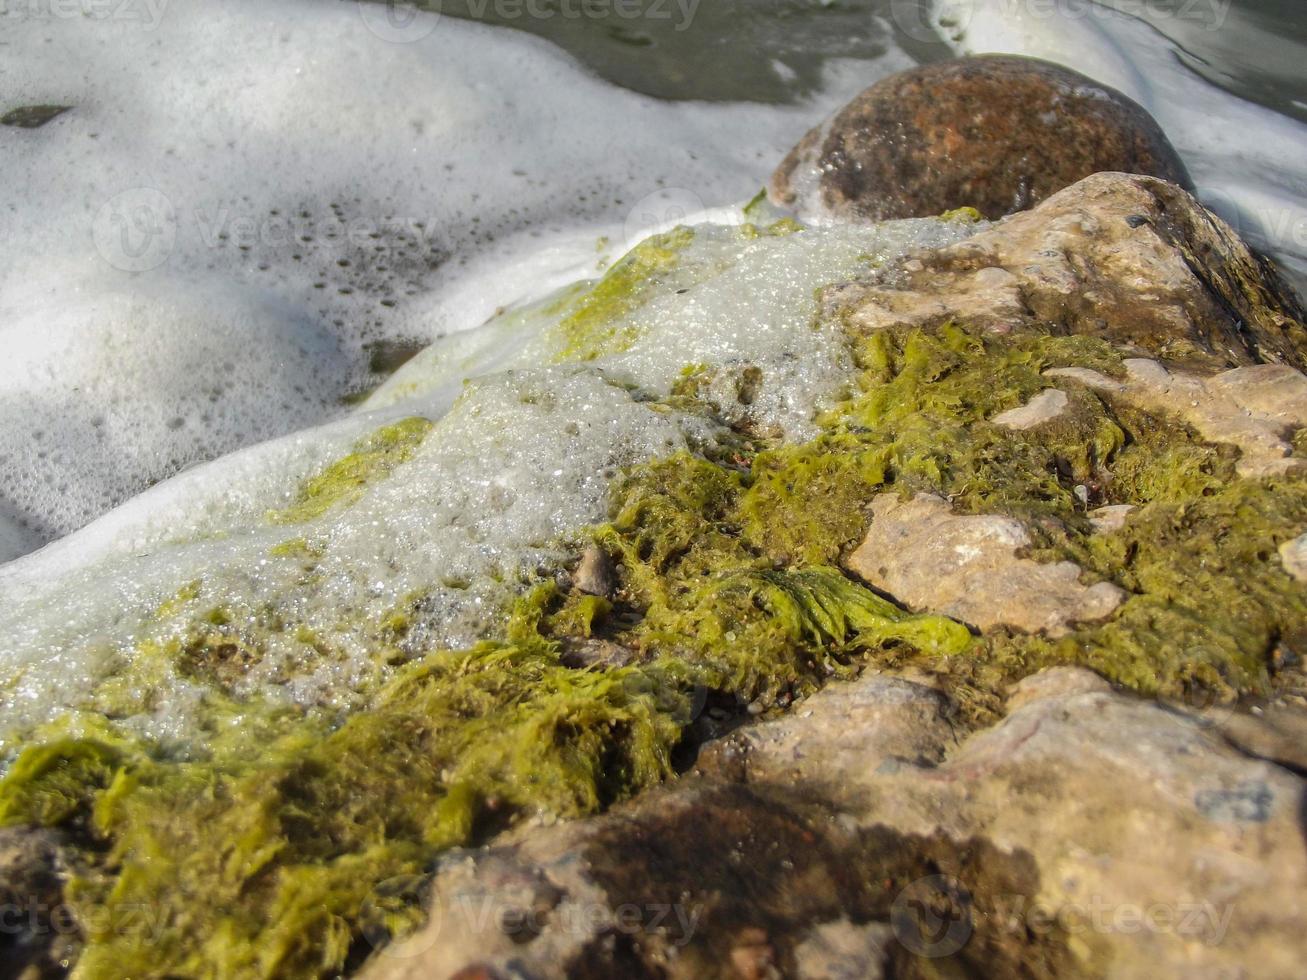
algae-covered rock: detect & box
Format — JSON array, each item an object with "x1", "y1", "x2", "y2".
[
  {"x1": 769, "y1": 56, "x2": 1192, "y2": 224},
  {"x1": 4, "y1": 166, "x2": 1307, "y2": 979},
  {"x1": 1048, "y1": 359, "x2": 1307, "y2": 478},
  {"x1": 364, "y1": 668, "x2": 1307, "y2": 980},
  {"x1": 827, "y1": 172, "x2": 1307, "y2": 370}
]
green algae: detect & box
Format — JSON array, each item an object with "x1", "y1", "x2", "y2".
[
  {"x1": 738, "y1": 217, "x2": 803, "y2": 240},
  {"x1": 0, "y1": 563, "x2": 949, "y2": 978},
  {"x1": 734, "y1": 324, "x2": 1126, "y2": 566},
  {"x1": 940, "y1": 205, "x2": 983, "y2": 223},
  {"x1": 1010, "y1": 474, "x2": 1307, "y2": 699},
  {"x1": 603, "y1": 321, "x2": 1307, "y2": 709},
  {"x1": 730, "y1": 567, "x2": 972, "y2": 655},
  {"x1": 549, "y1": 226, "x2": 694, "y2": 362},
  {"x1": 268, "y1": 416, "x2": 433, "y2": 525},
  {"x1": 0, "y1": 641, "x2": 686, "y2": 978},
  {"x1": 6, "y1": 309, "x2": 1307, "y2": 978},
  {"x1": 0, "y1": 469, "x2": 968, "y2": 979}
]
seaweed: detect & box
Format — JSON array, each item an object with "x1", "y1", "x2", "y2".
[
  {"x1": 550, "y1": 226, "x2": 694, "y2": 362},
  {"x1": 6, "y1": 312, "x2": 1307, "y2": 978},
  {"x1": 268, "y1": 416, "x2": 433, "y2": 524}
]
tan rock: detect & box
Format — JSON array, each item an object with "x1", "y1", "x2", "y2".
[
  {"x1": 364, "y1": 667, "x2": 1307, "y2": 980},
  {"x1": 1279, "y1": 532, "x2": 1307, "y2": 582},
  {"x1": 824, "y1": 173, "x2": 1307, "y2": 371},
  {"x1": 1088, "y1": 504, "x2": 1135, "y2": 533},
  {"x1": 991, "y1": 388, "x2": 1069, "y2": 430},
  {"x1": 696, "y1": 673, "x2": 959, "y2": 785},
  {"x1": 1005, "y1": 665, "x2": 1113, "y2": 712},
  {"x1": 1048, "y1": 358, "x2": 1307, "y2": 477},
  {"x1": 571, "y1": 544, "x2": 616, "y2": 597},
  {"x1": 843, "y1": 493, "x2": 1124, "y2": 636},
  {"x1": 1215, "y1": 704, "x2": 1307, "y2": 774}
]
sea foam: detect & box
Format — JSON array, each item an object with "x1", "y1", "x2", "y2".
[{"x1": 0, "y1": 0, "x2": 912, "y2": 549}]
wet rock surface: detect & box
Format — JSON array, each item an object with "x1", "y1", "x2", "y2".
[
  {"x1": 1048, "y1": 359, "x2": 1307, "y2": 478},
  {"x1": 364, "y1": 668, "x2": 1307, "y2": 979},
  {"x1": 360, "y1": 169, "x2": 1307, "y2": 980},
  {"x1": 769, "y1": 56, "x2": 1191, "y2": 224},
  {"x1": 844, "y1": 493, "x2": 1124, "y2": 637},
  {"x1": 0, "y1": 827, "x2": 71, "y2": 979},
  {"x1": 824, "y1": 172, "x2": 1307, "y2": 370}
]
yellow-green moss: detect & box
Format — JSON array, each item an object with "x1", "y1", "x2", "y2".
[
  {"x1": 940, "y1": 205, "x2": 983, "y2": 223},
  {"x1": 7, "y1": 317, "x2": 1307, "y2": 978},
  {"x1": 268, "y1": 417, "x2": 433, "y2": 524},
  {"x1": 550, "y1": 226, "x2": 694, "y2": 363},
  {"x1": 0, "y1": 641, "x2": 686, "y2": 978},
  {"x1": 738, "y1": 217, "x2": 803, "y2": 240}
]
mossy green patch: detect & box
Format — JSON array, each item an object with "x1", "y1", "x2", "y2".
[
  {"x1": 6, "y1": 315, "x2": 1306, "y2": 978},
  {"x1": 0, "y1": 642, "x2": 687, "y2": 978},
  {"x1": 940, "y1": 205, "x2": 983, "y2": 223},
  {"x1": 268, "y1": 417, "x2": 432, "y2": 524},
  {"x1": 549, "y1": 226, "x2": 694, "y2": 362},
  {"x1": 0, "y1": 562, "x2": 950, "y2": 978}
]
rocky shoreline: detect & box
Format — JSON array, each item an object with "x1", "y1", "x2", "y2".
[{"x1": 3, "y1": 56, "x2": 1307, "y2": 979}]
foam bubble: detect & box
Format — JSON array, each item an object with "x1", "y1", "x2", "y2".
[
  {"x1": 0, "y1": 0, "x2": 915, "y2": 551},
  {"x1": 0, "y1": 273, "x2": 350, "y2": 539},
  {"x1": 0, "y1": 216, "x2": 976, "y2": 756}
]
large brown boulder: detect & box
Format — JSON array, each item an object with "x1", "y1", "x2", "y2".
[{"x1": 770, "y1": 55, "x2": 1192, "y2": 223}]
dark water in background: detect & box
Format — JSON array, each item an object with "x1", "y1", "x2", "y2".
[
  {"x1": 399, "y1": 0, "x2": 1307, "y2": 293},
  {"x1": 1111, "y1": 0, "x2": 1307, "y2": 124},
  {"x1": 408, "y1": 0, "x2": 939, "y2": 102},
  {"x1": 413, "y1": 0, "x2": 1305, "y2": 118}
]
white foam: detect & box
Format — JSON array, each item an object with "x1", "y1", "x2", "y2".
[
  {"x1": 0, "y1": 272, "x2": 350, "y2": 537},
  {"x1": 0, "y1": 215, "x2": 978, "y2": 757},
  {"x1": 0, "y1": 0, "x2": 914, "y2": 550},
  {"x1": 374, "y1": 216, "x2": 981, "y2": 438}
]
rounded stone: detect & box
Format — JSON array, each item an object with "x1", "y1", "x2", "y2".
[{"x1": 769, "y1": 55, "x2": 1193, "y2": 223}]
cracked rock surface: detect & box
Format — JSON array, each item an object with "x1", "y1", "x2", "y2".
[{"x1": 365, "y1": 668, "x2": 1307, "y2": 980}]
